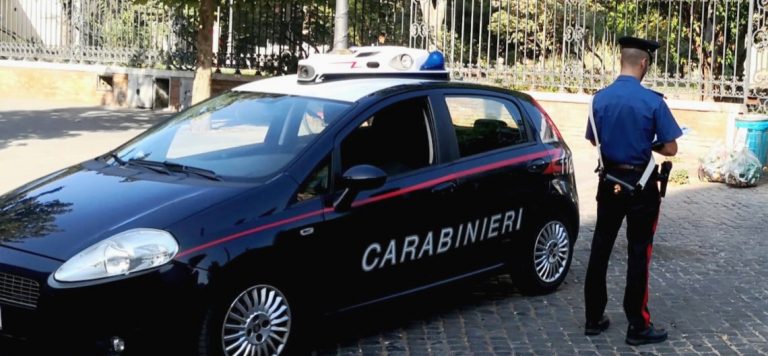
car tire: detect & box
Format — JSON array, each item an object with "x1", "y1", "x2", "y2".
[
  {"x1": 511, "y1": 213, "x2": 574, "y2": 295},
  {"x1": 197, "y1": 282, "x2": 301, "y2": 356}
]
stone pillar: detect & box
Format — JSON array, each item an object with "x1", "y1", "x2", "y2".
[
  {"x1": 112, "y1": 74, "x2": 129, "y2": 107},
  {"x1": 170, "y1": 78, "x2": 182, "y2": 111}
]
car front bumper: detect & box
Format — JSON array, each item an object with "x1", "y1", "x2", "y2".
[{"x1": 0, "y1": 245, "x2": 207, "y2": 353}]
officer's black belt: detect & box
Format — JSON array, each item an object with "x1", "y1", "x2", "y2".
[{"x1": 604, "y1": 163, "x2": 647, "y2": 173}]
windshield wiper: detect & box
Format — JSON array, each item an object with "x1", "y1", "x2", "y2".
[
  {"x1": 161, "y1": 161, "x2": 222, "y2": 181},
  {"x1": 104, "y1": 153, "x2": 127, "y2": 165},
  {"x1": 119, "y1": 159, "x2": 222, "y2": 181},
  {"x1": 125, "y1": 159, "x2": 173, "y2": 176}
]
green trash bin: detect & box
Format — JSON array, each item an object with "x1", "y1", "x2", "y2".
[{"x1": 735, "y1": 114, "x2": 768, "y2": 167}]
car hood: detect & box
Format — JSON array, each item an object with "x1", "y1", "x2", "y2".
[{"x1": 0, "y1": 162, "x2": 249, "y2": 261}]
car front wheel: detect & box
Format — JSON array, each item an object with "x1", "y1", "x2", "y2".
[
  {"x1": 511, "y1": 215, "x2": 574, "y2": 295},
  {"x1": 199, "y1": 283, "x2": 294, "y2": 356}
]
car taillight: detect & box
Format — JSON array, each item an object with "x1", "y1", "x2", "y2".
[
  {"x1": 542, "y1": 148, "x2": 570, "y2": 176},
  {"x1": 531, "y1": 99, "x2": 563, "y2": 143}
]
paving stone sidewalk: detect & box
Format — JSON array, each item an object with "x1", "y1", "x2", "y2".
[
  {"x1": 310, "y1": 110, "x2": 768, "y2": 355},
  {"x1": 315, "y1": 182, "x2": 768, "y2": 355}
]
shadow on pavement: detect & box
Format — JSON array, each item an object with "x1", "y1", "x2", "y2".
[
  {"x1": 308, "y1": 275, "x2": 524, "y2": 353},
  {"x1": 0, "y1": 107, "x2": 171, "y2": 149}
]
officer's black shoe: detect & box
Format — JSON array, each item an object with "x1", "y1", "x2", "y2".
[
  {"x1": 625, "y1": 324, "x2": 668, "y2": 346},
  {"x1": 584, "y1": 315, "x2": 610, "y2": 335}
]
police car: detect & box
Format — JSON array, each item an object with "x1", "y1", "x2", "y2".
[{"x1": 0, "y1": 46, "x2": 578, "y2": 355}]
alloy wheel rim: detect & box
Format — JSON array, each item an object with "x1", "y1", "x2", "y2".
[
  {"x1": 533, "y1": 221, "x2": 570, "y2": 283},
  {"x1": 222, "y1": 284, "x2": 291, "y2": 356}
]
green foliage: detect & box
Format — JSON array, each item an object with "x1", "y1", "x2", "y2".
[
  {"x1": 670, "y1": 169, "x2": 690, "y2": 185},
  {"x1": 95, "y1": 1, "x2": 168, "y2": 48},
  {"x1": 488, "y1": 0, "x2": 563, "y2": 62},
  {"x1": 593, "y1": 0, "x2": 749, "y2": 81},
  {"x1": 134, "y1": 0, "x2": 205, "y2": 7}
]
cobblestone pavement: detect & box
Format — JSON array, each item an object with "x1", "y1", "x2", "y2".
[
  {"x1": 2, "y1": 103, "x2": 767, "y2": 355},
  {"x1": 309, "y1": 113, "x2": 768, "y2": 354},
  {"x1": 309, "y1": 182, "x2": 768, "y2": 355}
]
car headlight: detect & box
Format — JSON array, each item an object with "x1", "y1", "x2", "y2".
[{"x1": 54, "y1": 228, "x2": 179, "y2": 282}]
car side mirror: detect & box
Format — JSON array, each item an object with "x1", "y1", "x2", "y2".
[{"x1": 333, "y1": 165, "x2": 387, "y2": 211}]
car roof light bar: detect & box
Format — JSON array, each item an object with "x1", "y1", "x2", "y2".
[{"x1": 297, "y1": 46, "x2": 449, "y2": 84}]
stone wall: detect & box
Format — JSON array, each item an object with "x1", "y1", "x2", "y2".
[
  {"x1": 0, "y1": 61, "x2": 258, "y2": 110},
  {"x1": 0, "y1": 66, "x2": 104, "y2": 106},
  {"x1": 531, "y1": 95, "x2": 737, "y2": 155}
]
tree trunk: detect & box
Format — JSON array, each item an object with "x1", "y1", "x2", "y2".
[{"x1": 192, "y1": 0, "x2": 215, "y2": 105}]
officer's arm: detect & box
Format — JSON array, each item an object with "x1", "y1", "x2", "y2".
[
  {"x1": 653, "y1": 140, "x2": 678, "y2": 156},
  {"x1": 651, "y1": 96, "x2": 682, "y2": 157}
]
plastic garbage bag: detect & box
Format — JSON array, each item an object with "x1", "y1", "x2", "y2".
[
  {"x1": 697, "y1": 141, "x2": 729, "y2": 183},
  {"x1": 724, "y1": 148, "x2": 762, "y2": 187}
]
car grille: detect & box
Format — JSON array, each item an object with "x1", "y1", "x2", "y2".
[{"x1": 0, "y1": 272, "x2": 40, "y2": 308}]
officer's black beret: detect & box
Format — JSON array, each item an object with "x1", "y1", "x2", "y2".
[{"x1": 618, "y1": 36, "x2": 661, "y2": 57}]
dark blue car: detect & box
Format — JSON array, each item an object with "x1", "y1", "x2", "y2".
[{"x1": 0, "y1": 48, "x2": 578, "y2": 355}]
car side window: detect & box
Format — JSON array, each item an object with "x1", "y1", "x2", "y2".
[
  {"x1": 519, "y1": 100, "x2": 557, "y2": 143},
  {"x1": 295, "y1": 157, "x2": 330, "y2": 203},
  {"x1": 340, "y1": 97, "x2": 434, "y2": 176},
  {"x1": 445, "y1": 96, "x2": 529, "y2": 157}
]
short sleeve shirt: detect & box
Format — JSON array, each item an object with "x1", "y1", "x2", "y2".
[{"x1": 585, "y1": 75, "x2": 682, "y2": 165}]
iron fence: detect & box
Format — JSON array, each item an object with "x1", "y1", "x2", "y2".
[
  {"x1": 2, "y1": 0, "x2": 768, "y2": 108},
  {"x1": 0, "y1": 0, "x2": 413, "y2": 75},
  {"x1": 0, "y1": 0, "x2": 183, "y2": 67},
  {"x1": 414, "y1": 0, "x2": 765, "y2": 103}
]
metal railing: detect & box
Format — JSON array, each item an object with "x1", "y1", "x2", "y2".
[
  {"x1": 414, "y1": 0, "x2": 767, "y2": 105},
  {"x1": 0, "y1": 0, "x2": 182, "y2": 67},
  {"x1": 2, "y1": 0, "x2": 768, "y2": 108},
  {"x1": 0, "y1": 0, "x2": 412, "y2": 75}
]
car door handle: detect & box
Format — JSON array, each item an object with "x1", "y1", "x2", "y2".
[
  {"x1": 431, "y1": 181, "x2": 457, "y2": 195},
  {"x1": 527, "y1": 159, "x2": 548, "y2": 173}
]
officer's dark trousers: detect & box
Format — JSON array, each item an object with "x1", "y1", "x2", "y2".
[{"x1": 585, "y1": 172, "x2": 661, "y2": 329}]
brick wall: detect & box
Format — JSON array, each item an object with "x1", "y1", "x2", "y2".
[
  {"x1": 209, "y1": 74, "x2": 262, "y2": 96},
  {"x1": 170, "y1": 78, "x2": 182, "y2": 110}
]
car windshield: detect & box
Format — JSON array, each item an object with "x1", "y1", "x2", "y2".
[{"x1": 111, "y1": 91, "x2": 350, "y2": 179}]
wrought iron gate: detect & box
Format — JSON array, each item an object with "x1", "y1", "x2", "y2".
[
  {"x1": 408, "y1": 0, "x2": 768, "y2": 109},
  {"x1": 2, "y1": 0, "x2": 768, "y2": 109}
]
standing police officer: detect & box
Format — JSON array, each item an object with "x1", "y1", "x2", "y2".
[{"x1": 583, "y1": 36, "x2": 682, "y2": 346}]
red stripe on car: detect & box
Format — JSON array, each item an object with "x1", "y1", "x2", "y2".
[{"x1": 176, "y1": 148, "x2": 560, "y2": 258}]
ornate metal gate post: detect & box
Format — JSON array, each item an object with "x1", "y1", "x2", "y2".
[
  {"x1": 409, "y1": 0, "x2": 427, "y2": 49},
  {"x1": 409, "y1": 0, "x2": 446, "y2": 50},
  {"x1": 561, "y1": 0, "x2": 587, "y2": 93},
  {"x1": 746, "y1": 0, "x2": 768, "y2": 110}
]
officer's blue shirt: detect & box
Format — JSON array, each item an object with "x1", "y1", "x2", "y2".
[{"x1": 585, "y1": 75, "x2": 683, "y2": 165}]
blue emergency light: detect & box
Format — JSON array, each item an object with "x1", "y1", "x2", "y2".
[{"x1": 420, "y1": 51, "x2": 446, "y2": 70}]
